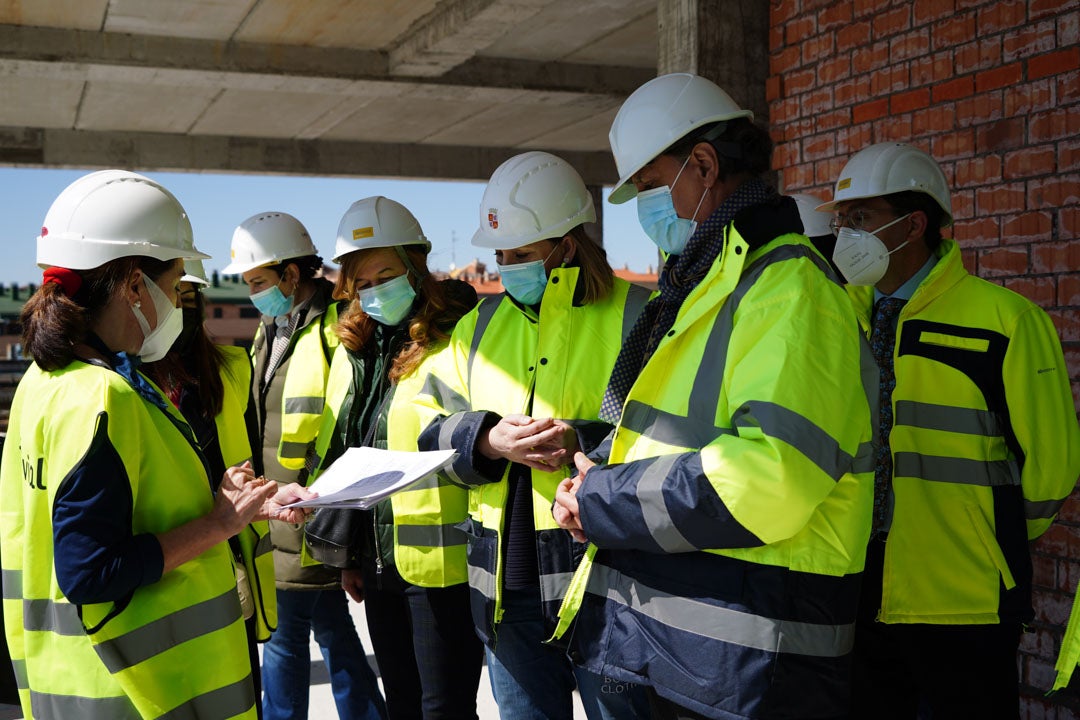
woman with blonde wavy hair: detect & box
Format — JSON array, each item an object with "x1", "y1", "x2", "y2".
[{"x1": 304, "y1": 195, "x2": 481, "y2": 720}]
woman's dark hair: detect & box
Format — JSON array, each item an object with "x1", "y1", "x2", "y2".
[
  {"x1": 335, "y1": 246, "x2": 475, "y2": 382},
  {"x1": 264, "y1": 254, "x2": 324, "y2": 283},
  {"x1": 22, "y1": 256, "x2": 177, "y2": 371},
  {"x1": 142, "y1": 289, "x2": 229, "y2": 418},
  {"x1": 663, "y1": 117, "x2": 774, "y2": 181},
  {"x1": 883, "y1": 191, "x2": 945, "y2": 252}
]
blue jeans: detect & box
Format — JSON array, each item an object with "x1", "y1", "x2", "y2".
[
  {"x1": 485, "y1": 587, "x2": 648, "y2": 720},
  {"x1": 261, "y1": 587, "x2": 386, "y2": 720}
]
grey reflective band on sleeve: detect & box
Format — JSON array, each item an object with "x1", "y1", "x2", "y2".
[
  {"x1": 733, "y1": 401, "x2": 854, "y2": 482},
  {"x1": 1025, "y1": 497, "x2": 1066, "y2": 521},
  {"x1": 637, "y1": 454, "x2": 697, "y2": 552}
]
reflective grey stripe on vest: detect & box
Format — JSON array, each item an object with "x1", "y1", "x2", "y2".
[
  {"x1": 638, "y1": 454, "x2": 695, "y2": 552},
  {"x1": 540, "y1": 571, "x2": 575, "y2": 603},
  {"x1": 283, "y1": 396, "x2": 323, "y2": 415},
  {"x1": 894, "y1": 401, "x2": 1004, "y2": 437},
  {"x1": 733, "y1": 400, "x2": 859, "y2": 482},
  {"x1": 622, "y1": 244, "x2": 819, "y2": 449},
  {"x1": 586, "y1": 562, "x2": 854, "y2": 658},
  {"x1": 621, "y1": 284, "x2": 652, "y2": 344},
  {"x1": 396, "y1": 523, "x2": 466, "y2": 548},
  {"x1": 400, "y1": 474, "x2": 444, "y2": 493},
  {"x1": 468, "y1": 563, "x2": 497, "y2": 602},
  {"x1": 420, "y1": 373, "x2": 470, "y2": 415},
  {"x1": 157, "y1": 673, "x2": 256, "y2": 720},
  {"x1": 12, "y1": 658, "x2": 26, "y2": 690},
  {"x1": 2, "y1": 568, "x2": 20, "y2": 599},
  {"x1": 621, "y1": 401, "x2": 733, "y2": 448},
  {"x1": 893, "y1": 453, "x2": 1019, "y2": 487},
  {"x1": 279, "y1": 440, "x2": 310, "y2": 460},
  {"x1": 23, "y1": 599, "x2": 85, "y2": 636},
  {"x1": 30, "y1": 691, "x2": 141, "y2": 720},
  {"x1": 437, "y1": 413, "x2": 468, "y2": 486},
  {"x1": 466, "y1": 297, "x2": 501, "y2": 389},
  {"x1": 1026, "y1": 497, "x2": 1065, "y2": 521},
  {"x1": 93, "y1": 588, "x2": 241, "y2": 674}
]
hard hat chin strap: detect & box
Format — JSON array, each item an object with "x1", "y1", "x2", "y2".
[{"x1": 393, "y1": 245, "x2": 427, "y2": 280}]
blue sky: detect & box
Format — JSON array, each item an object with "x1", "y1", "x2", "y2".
[{"x1": 0, "y1": 167, "x2": 659, "y2": 284}]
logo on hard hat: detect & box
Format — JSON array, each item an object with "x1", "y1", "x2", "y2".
[
  {"x1": 353, "y1": 227, "x2": 375, "y2": 240},
  {"x1": 487, "y1": 209, "x2": 499, "y2": 229},
  {"x1": 838, "y1": 178, "x2": 852, "y2": 190}
]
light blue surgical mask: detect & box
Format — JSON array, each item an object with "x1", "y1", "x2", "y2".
[
  {"x1": 498, "y1": 243, "x2": 561, "y2": 306},
  {"x1": 250, "y1": 283, "x2": 293, "y2": 318},
  {"x1": 636, "y1": 155, "x2": 708, "y2": 256},
  {"x1": 359, "y1": 273, "x2": 416, "y2": 326}
]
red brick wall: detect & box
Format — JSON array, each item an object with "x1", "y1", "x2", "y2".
[{"x1": 768, "y1": 1, "x2": 1080, "y2": 717}]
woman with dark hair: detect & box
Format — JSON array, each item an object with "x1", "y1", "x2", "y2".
[
  {"x1": 223, "y1": 212, "x2": 385, "y2": 720},
  {"x1": 413, "y1": 151, "x2": 652, "y2": 720},
  {"x1": 0, "y1": 170, "x2": 311, "y2": 719},
  {"x1": 304, "y1": 195, "x2": 480, "y2": 720},
  {"x1": 142, "y1": 258, "x2": 277, "y2": 718}
]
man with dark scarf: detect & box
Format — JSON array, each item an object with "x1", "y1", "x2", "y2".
[{"x1": 553, "y1": 73, "x2": 875, "y2": 720}]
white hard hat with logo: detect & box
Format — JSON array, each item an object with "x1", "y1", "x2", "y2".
[
  {"x1": 608, "y1": 73, "x2": 754, "y2": 205},
  {"x1": 472, "y1": 151, "x2": 596, "y2": 250},
  {"x1": 37, "y1": 169, "x2": 209, "y2": 270},
  {"x1": 333, "y1": 196, "x2": 430, "y2": 264},
  {"x1": 181, "y1": 258, "x2": 210, "y2": 286},
  {"x1": 221, "y1": 212, "x2": 318, "y2": 275},
  {"x1": 790, "y1": 193, "x2": 834, "y2": 238},
  {"x1": 816, "y1": 142, "x2": 953, "y2": 226}
]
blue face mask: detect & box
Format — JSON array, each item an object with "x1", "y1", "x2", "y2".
[
  {"x1": 636, "y1": 156, "x2": 708, "y2": 256},
  {"x1": 498, "y1": 243, "x2": 562, "y2": 306},
  {"x1": 250, "y1": 283, "x2": 293, "y2": 317},
  {"x1": 359, "y1": 273, "x2": 416, "y2": 326}
]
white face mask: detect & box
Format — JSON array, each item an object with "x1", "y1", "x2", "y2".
[
  {"x1": 131, "y1": 274, "x2": 183, "y2": 362},
  {"x1": 831, "y1": 213, "x2": 912, "y2": 286}
]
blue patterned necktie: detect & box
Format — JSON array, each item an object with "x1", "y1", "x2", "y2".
[{"x1": 870, "y1": 297, "x2": 906, "y2": 535}]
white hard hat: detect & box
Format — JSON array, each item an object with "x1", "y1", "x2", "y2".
[
  {"x1": 181, "y1": 258, "x2": 210, "y2": 286},
  {"x1": 333, "y1": 196, "x2": 430, "y2": 264},
  {"x1": 221, "y1": 212, "x2": 318, "y2": 275},
  {"x1": 790, "y1": 193, "x2": 834, "y2": 238},
  {"x1": 472, "y1": 151, "x2": 596, "y2": 250},
  {"x1": 816, "y1": 142, "x2": 953, "y2": 226},
  {"x1": 37, "y1": 169, "x2": 209, "y2": 270},
  {"x1": 608, "y1": 73, "x2": 754, "y2": 205}
]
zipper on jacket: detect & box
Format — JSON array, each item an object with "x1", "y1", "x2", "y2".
[{"x1": 372, "y1": 510, "x2": 384, "y2": 590}]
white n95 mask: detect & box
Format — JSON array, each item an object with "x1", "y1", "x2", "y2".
[{"x1": 831, "y1": 213, "x2": 912, "y2": 286}]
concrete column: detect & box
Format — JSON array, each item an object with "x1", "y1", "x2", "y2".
[
  {"x1": 586, "y1": 183, "x2": 604, "y2": 247},
  {"x1": 656, "y1": 0, "x2": 769, "y2": 121}
]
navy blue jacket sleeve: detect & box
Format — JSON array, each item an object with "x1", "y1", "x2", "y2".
[
  {"x1": 417, "y1": 410, "x2": 507, "y2": 487},
  {"x1": 577, "y1": 452, "x2": 763, "y2": 553},
  {"x1": 52, "y1": 415, "x2": 165, "y2": 605}
]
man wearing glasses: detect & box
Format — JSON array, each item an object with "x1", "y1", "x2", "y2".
[{"x1": 817, "y1": 142, "x2": 1080, "y2": 718}]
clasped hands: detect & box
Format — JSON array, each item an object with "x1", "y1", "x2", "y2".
[
  {"x1": 478, "y1": 414, "x2": 580, "y2": 471},
  {"x1": 553, "y1": 452, "x2": 594, "y2": 543}
]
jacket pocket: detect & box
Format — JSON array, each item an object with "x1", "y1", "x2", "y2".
[{"x1": 965, "y1": 503, "x2": 1016, "y2": 590}]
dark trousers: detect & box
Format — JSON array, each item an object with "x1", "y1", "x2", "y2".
[
  {"x1": 361, "y1": 556, "x2": 483, "y2": 720},
  {"x1": 850, "y1": 539, "x2": 1023, "y2": 720}
]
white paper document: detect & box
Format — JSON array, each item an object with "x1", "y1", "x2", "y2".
[{"x1": 286, "y1": 447, "x2": 458, "y2": 510}]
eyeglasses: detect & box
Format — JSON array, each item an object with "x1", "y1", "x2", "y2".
[{"x1": 828, "y1": 208, "x2": 892, "y2": 236}]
